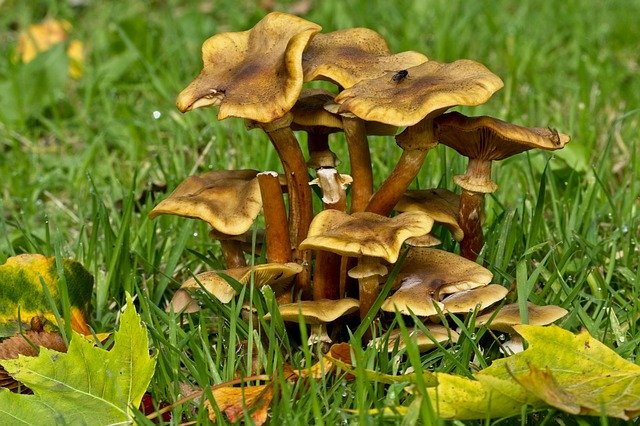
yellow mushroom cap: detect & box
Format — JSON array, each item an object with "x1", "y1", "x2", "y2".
[
  {"x1": 148, "y1": 170, "x2": 262, "y2": 236},
  {"x1": 476, "y1": 302, "x2": 568, "y2": 333},
  {"x1": 299, "y1": 210, "x2": 434, "y2": 264},
  {"x1": 381, "y1": 248, "x2": 493, "y2": 316},
  {"x1": 441, "y1": 284, "x2": 508, "y2": 314},
  {"x1": 176, "y1": 12, "x2": 321, "y2": 123},
  {"x1": 303, "y1": 27, "x2": 427, "y2": 89},
  {"x1": 375, "y1": 324, "x2": 460, "y2": 353},
  {"x1": 266, "y1": 298, "x2": 360, "y2": 324},
  {"x1": 169, "y1": 262, "x2": 303, "y2": 312},
  {"x1": 335, "y1": 59, "x2": 504, "y2": 127},
  {"x1": 395, "y1": 188, "x2": 463, "y2": 241}
]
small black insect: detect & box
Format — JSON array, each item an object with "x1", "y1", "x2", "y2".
[{"x1": 392, "y1": 69, "x2": 409, "y2": 83}]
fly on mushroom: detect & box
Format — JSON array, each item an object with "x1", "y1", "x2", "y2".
[{"x1": 392, "y1": 69, "x2": 408, "y2": 83}]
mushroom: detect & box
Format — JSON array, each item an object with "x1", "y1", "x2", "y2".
[
  {"x1": 434, "y1": 111, "x2": 570, "y2": 259},
  {"x1": 476, "y1": 302, "x2": 568, "y2": 333},
  {"x1": 149, "y1": 170, "x2": 262, "y2": 268},
  {"x1": 373, "y1": 324, "x2": 460, "y2": 353},
  {"x1": 381, "y1": 248, "x2": 493, "y2": 317},
  {"x1": 264, "y1": 298, "x2": 359, "y2": 345},
  {"x1": 441, "y1": 284, "x2": 508, "y2": 314},
  {"x1": 169, "y1": 262, "x2": 303, "y2": 313},
  {"x1": 395, "y1": 188, "x2": 463, "y2": 241},
  {"x1": 299, "y1": 210, "x2": 434, "y2": 320},
  {"x1": 303, "y1": 29, "x2": 427, "y2": 213},
  {"x1": 175, "y1": 12, "x2": 322, "y2": 296},
  {"x1": 334, "y1": 59, "x2": 504, "y2": 216}
]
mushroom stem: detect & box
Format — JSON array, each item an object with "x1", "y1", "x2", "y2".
[
  {"x1": 307, "y1": 132, "x2": 331, "y2": 159},
  {"x1": 349, "y1": 256, "x2": 387, "y2": 322},
  {"x1": 310, "y1": 168, "x2": 348, "y2": 300},
  {"x1": 365, "y1": 118, "x2": 437, "y2": 216},
  {"x1": 365, "y1": 149, "x2": 428, "y2": 216},
  {"x1": 219, "y1": 239, "x2": 248, "y2": 269},
  {"x1": 261, "y1": 114, "x2": 313, "y2": 298},
  {"x1": 312, "y1": 251, "x2": 342, "y2": 300},
  {"x1": 457, "y1": 159, "x2": 493, "y2": 260},
  {"x1": 343, "y1": 116, "x2": 373, "y2": 212},
  {"x1": 257, "y1": 171, "x2": 293, "y2": 264}
]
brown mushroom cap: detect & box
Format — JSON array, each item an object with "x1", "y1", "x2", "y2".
[
  {"x1": 176, "y1": 12, "x2": 321, "y2": 123},
  {"x1": 441, "y1": 284, "x2": 508, "y2": 314},
  {"x1": 381, "y1": 248, "x2": 493, "y2": 316},
  {"x1": 169, "y1": 262, "x2": 303, "y2": 312},
  {"x1": 298, "y1": 210, "x2": 434, "y2": 264},
  {"x1": 302, "y1": 28, "x2": 427, "y2": 89},
  {"x1": 267, "y1": 298, "x2": 360, "y2": 324},
  {"x1": 476, "y1": 302, "x2": 568, "y2": 333},
  {"x1": 149, "y1": 169, "x2": 262, "y2": 236},
  {"x1": 395, "y1": 188, "x2": 464, "y2": 241},
  {"x1": 435, "y1": 111, "x2": 571, "y2": 161},
  {"x1": 335, "y1": 59, "x2": 504, "y2": 127},
  {"x1": 290, "y1": 89, "x2": 344, "y2": 132},
  {"x1": 376, "y1": 324, "x2": 460, "y2": 352}
]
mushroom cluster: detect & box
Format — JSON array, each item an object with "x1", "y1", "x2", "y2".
[{"x1": 151, "y1": 12, "x2": 570, "y2": 347}]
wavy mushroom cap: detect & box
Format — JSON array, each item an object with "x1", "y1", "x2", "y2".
[
  {"x1": 375, "y1": 325, "x2": 460, "y2": 353},
  {"x1": 170, "y1": 262, "x2": 303, "y2": 312},
  {"x1": 335, "y1": 59, "x2": 504, "y2": 127},
  {"x1": 148, "y1": 169, "x2": 262, "y2": 236},
  {"x1": 441, "y1": 284, "x2": 508, "y2": 314},
  {"x1": 381, "y1": 247, "x2": 493, "y2": 316},
  {"x1": 290, "y1": 89, "x2": 344, "y2": 132},
  {"x1": 435, "y1": 111, "x2": 571, "y2": 160},
  {"x1": 303, "y1": 27, "x2": 427, "y2": 89},
  {"x1": 476, "y1": 302, "x2": 568, "y2": 333},
  {"x1": 299, "y1": 210, "x2": 434, "y2": 264},
  {"x1": 176, "y1": 12, "x2": 321, "y2": 123},
  {"x1": 266, "y1": 298, "x2": 360, "y2": 324},
  {"x1": 395, "y1": 188, "x2": 463, "y2": 241}
]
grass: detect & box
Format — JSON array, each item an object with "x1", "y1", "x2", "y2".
[{"x1": 1, "y1": 0, "x2": 639, "y2": 424}]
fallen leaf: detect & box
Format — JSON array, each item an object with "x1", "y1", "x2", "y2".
[
  {"x1": 206, "y1": 383, "x2": 273, "y2": 425},
  {"x1": 0, "y1": 254, "x2": 93, "y2": 337},
  {"x1": 493, "y1": 325, "x2": 640, "y2": 420},
  {"x1": 0, "y1": 293, "x2": 156, "y2": 424},
  {"x1": 425, "y1": 372, "x2": 540, "y2": 419}
]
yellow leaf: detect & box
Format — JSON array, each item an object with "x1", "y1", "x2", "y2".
[
  {"x1": 425, "y1": 372, "x2": 538, "y2": 419},
  {"x1": 492, "y1": 325, "x2": 640, "y2": 420},
  {"x1": 205, "y1": 384, "x2": 273, "y2": 425}
]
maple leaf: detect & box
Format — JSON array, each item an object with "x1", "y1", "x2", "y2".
[{"x1": 0, "y1": 293, "x2": 156, "y2": 424}]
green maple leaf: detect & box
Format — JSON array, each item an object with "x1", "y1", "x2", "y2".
[{"x1": 0, "y1": 293, "x2": 156, "y2": 425}]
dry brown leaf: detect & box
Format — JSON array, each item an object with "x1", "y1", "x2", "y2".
[{"x1": 205, "y1": 384, "x2": 273, "y2": 425}]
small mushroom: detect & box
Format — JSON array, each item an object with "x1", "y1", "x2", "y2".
[
  {"x1": 149, "y1": 170, "x2": 262, "y2": 268},
  {"x1": 434, "y1": 111, "x2": 570, "y2": 259},
  {"x1": 334, "y1": 59, "x2": 504, "y2": 216},
  {"x1": 265, "y1": 298, "x2": 359, "y2": 345},
  {"x1": 169, "y1": 262, "x2": 303, "y2": 313},
  {"x1": 395, "y1": 188, "x2": 463, "y2": 241},
  {"x1": 373, "y1": 324, "x2": 460, "y2": 353},
  {"x1": 299, "y1": 210, "x2": 434, "y2": 320},
  {"x1": 381, "y1": 248, "x2": 493, "y2": 316},
  {"x1": 441, "y1": 284, "x2": 508, "y2": 314},
  {"x1": 476, "y1": 302, "x2": 568, "y2": 333}
]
